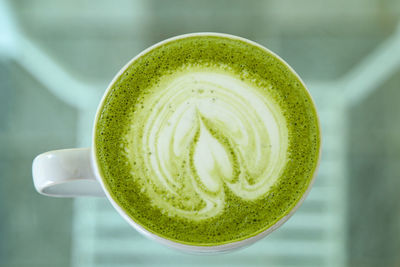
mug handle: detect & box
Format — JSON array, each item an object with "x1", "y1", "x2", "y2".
[{"x1": 32, "y1": 148, "x2": 105, "y2": 197}]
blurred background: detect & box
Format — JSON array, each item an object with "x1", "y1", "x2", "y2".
[{"x1": 1, "y1": 0, "x2": 399, "y2": 266}]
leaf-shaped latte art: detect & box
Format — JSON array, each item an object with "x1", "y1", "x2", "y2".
[{"x1": 124, "y1": 66, "x2": 288, "y2": 221}]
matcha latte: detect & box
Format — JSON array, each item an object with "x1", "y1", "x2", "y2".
[{"x1": 94, "y1": 34, "x2": 320, "y2": 246}]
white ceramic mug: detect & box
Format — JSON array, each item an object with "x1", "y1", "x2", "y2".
[{"x1": 32, "y1": 32, "x2": 321, "y2": 253}]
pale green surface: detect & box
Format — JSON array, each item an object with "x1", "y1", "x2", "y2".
[{"x1": 0, "y1": 0, "x2": 399, "y2": 266}]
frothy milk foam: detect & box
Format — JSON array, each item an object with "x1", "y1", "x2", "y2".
[
  {"x1": 95, "y1": 35, "x2": 320, "y2": 245},
  {"x1": 124, "y1": 65, "x2": 288, "y2": 221}
]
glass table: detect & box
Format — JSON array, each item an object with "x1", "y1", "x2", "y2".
[{"x1": 1, "y1": 0, "x2": 399, "y2": 266}]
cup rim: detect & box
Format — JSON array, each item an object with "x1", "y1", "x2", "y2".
[{"x1": 91, "y1": 32, "x2": 322, "y2": 253}]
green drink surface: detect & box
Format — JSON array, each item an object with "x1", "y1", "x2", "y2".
[{"x1": 94, "y1": 34, "x2": 321, "y2": 246}]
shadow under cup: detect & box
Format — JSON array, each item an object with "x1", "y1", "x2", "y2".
[{"x1": 93, "y1": 33, "x2": 321, "y2": 252}]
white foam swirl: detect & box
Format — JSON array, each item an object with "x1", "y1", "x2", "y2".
[{"x1": 124, "y1": 65, "x2": 288, "y2": 220}]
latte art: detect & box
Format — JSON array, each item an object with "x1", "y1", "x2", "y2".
[
  {"x1": 124, "y1": 66, "x2": 288, "y2": 220},
  {"x1": 95, "y1": 34, "x2": 320, "y2": 245}
]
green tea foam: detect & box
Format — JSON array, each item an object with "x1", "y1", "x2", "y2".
[
  {"x1": 95, "y1": 35, "x2": 320, "y2": 245},
  {"x1": 124, "y1": 65, "x2": 288, "y2": 221}
]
